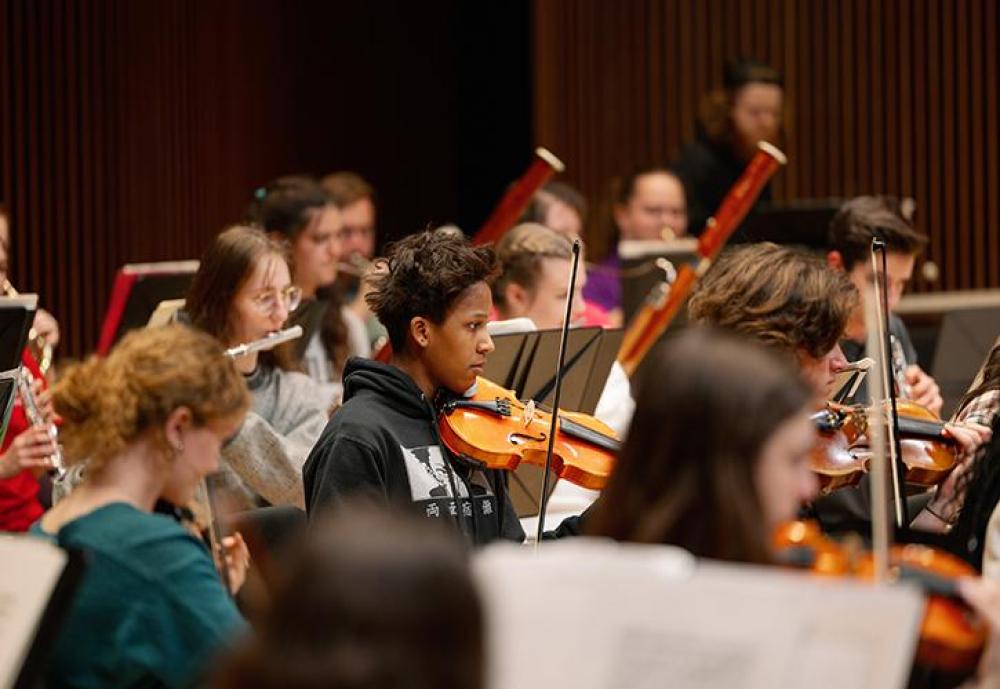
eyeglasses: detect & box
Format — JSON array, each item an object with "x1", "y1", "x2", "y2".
[{"x1": 249, "y1": 285, "x2": 302, "y2": 314}]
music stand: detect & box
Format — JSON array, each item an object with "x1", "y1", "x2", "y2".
[
  {"x1": 481, "y1": 325, "x2": 622, "y2": 517},
  {"x1": 0, "y1": 295, "x2": 40, "y2": 447},
  {"x1": 735, "y1": 198, "x2": 843, "y2": 249},
  {"x1": 97, "y1": 260, "x2": 199, "y2": 355},
  {"x1": 619, "y1": 238, "x2": 697, "y2": 325}
]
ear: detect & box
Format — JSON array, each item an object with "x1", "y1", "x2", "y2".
[
  {"x1": 164, "y1": 406, "x2": 193, "y2": 452},
  {"x1": 409, "y1": 316, "x2": 432, "y2": 350},
  {"x1": 612, "y1": 203, "x2": 629, "y2": 235},
  {"x1": 503, "y1": 282, "x2": 532, "y2": 317},
  {"x1": 826, "y1": 250, "x2": 845, "y2": 272}
]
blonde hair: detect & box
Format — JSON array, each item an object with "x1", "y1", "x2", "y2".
[
  {"x1": 54, "y1": 324, "x2": 250, "y2": 473},
  {"x1": 491, "y1": 223, "x2": 573, "y2": 310}
]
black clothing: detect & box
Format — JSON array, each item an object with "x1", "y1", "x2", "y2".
[
  {"x1": 840, "y1": 313, "x2": 918, "y2": 406},
  {"x1": 813, "y1": 314, "x2": 924, "y2": 532},
  {"x1": 672, "y1": 136, "x2": 773, "y2": 237},
  {"x1": 303, "y1": 358, "x2": 526, "y2": 545}
]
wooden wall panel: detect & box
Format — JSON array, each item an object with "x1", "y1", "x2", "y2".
[
  {"x1": 0, "y1": 0, "x2": 531, "y2": 361},
  {"x1": 533, "y1": 0, "x2": 1000, "y2": 292}
]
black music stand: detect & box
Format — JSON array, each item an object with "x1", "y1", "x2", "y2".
[
  {"x1": 481, "y1": 326, "x2": 622, "y2": 517},
  {"x1": 97, "y1": 260, "x2": 199, "y2": 355},
  {"x1": 618, "y1": 238, "x2": 698, "y2": 325}
]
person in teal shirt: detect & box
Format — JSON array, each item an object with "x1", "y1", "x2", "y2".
[{"x1": 32, "y1": 324, "x2": 251, "y2": 689}]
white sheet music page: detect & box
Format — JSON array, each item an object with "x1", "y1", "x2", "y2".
[
  {"x1": 475, "y1": 539, "x2": 922, "y2": 689},
  {"x1": 0, "y1": 534, "x2": 68, "y2": 689}
]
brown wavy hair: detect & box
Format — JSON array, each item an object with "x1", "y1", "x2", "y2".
[
  {"x1": 366, "y1": 229, "x2": 499, "y2": 353},
  {"x1": 53, "y1": 324, "x2": 250, "y2": 473},
  {"x1": 587, "y1": 328, "x2": 812, "y2": 564},
  {"x1": 687, "y1": 242, "x2": 858, "y2": 360}
]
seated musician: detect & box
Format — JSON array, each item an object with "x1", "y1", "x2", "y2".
[
  {"x1": 827, "y1": 195, "x2": 942, "y2": 414},
  {"x1": 211, "y1": 503, "x2": 484, "y2": 689},
  {"x1": 587, "y1": 327, "x2": 818, "y2": 562},
  {"x1": 248, "y1": 176, "x2": 370, "y2": 401},
  {"x1": 32, "y1": 325, "x2": 249, "y2": 689},
  {"x1": 320, "y1": 171, "x2": 387, "y2": 350},
  {"x1": 0, "y1": 206, "x2": 60, "y2": 531},
  {"x1": 687, "y1": 242, "x2": 986, "y2": 533},
  {"x1": 304, "y1": 229, "x2": 577, "y2": 544},
  {"x1": 583, "y1": 166, "x2": 689, "y2": 325},
  {"x1": 519, "y1": 183, "x2": 612, "y2": 327},
  {"x1": 186, "y1": 226, "x2": 331, "y2": 509},
  {"x1": 491, "y1": 222, "x2": 634, "y2": 437}
]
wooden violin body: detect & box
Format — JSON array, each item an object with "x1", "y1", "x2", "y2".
[
  {"x1": 774, "y1": 520, "x2": 987, "y2": 675},
  {"x1": 438, "y1": 377, "x2": 619, "y2": 490},
  {"x1": 811, "y1": 402, "x2": 959, "y2": 495}
]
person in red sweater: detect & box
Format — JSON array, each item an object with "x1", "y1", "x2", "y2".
[{"x1": 0, "y1": 205, "x2": 60, "y2": 531}]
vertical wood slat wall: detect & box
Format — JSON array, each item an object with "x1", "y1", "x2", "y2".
[
  {"x1": 533, "y1": 0, "x2": 1000, "y2": 292},
  {"x1": 1, "y1": 0, "x2": 294, "y2": 359}
]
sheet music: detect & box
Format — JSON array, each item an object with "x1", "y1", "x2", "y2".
[
  {"x1": 0, "y1": 535, "x2": 68, "y2": 689},
  {"x1": 475, "y1": 539, "x2": 922, "y2": 689}
]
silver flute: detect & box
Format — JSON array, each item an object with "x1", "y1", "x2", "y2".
[
  {"x1": 225, "y1": 325, "x2": 303, "y2": 359},
  {"x1": 16, "y1": 368, "x2": 65, "y2": 478}
]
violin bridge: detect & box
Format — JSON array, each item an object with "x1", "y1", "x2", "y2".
[{"x1": 523, "y1": 400, "x2": 536, "y2": 428}]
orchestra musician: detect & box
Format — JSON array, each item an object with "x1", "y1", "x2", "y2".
[
  {"x1": 491, "y1": 222, "x2": 634, "y2": 437},
  {"x1": 583, "y1": 166, "x2": 689, "y2": 325},
  {"x1": 31, "y1": 325, "x2": 250, "y2": 689},
  {"x1": 303, "y1": 229, "x2": 579, "y2": 544},
  {"x1": 0, "y1": 204, "x2": 60, "y2": 531},
  {"x1": 248, "y1": 176, "x2": 370, "y2": 401},
  {"x1": 672, "y1": 58, "x2": 783, "y2": 237},
  {"x1": 320, "y1": 171, "x2": 387, "y2": 350},
  {"x1": 827, "y1": 195, "x2": 943, "y2": 414},
  {"x1": 686, "y1": 242, "x2": 988, "y2": 533},
  {"x1": 185, "y1": 226, "x2": 331, "y2": 509}
]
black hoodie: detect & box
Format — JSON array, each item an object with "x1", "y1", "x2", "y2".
[{"x1": 303, "y1": 357, "x2": 526, "y2": 545}]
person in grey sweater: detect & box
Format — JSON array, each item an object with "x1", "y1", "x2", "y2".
[{"x1": 186, "y1": 225, "x2": 332, "y2": 510}]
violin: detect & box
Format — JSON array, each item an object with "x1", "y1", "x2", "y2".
[
  {"x1": 811, "y1": 401, "x2": 959, "y2": 495},
  {"x1": 774, "y1": 520, "x2": 987, "y2": 675},
  {"x1": 437, "y1": 377, "x2": 619, "y2": 490}
]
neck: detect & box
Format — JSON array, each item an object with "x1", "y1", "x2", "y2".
[
  {"x1": 65, "y1": 442, "x2": 166, "y2": 514},
  {"x1": 391, "y1": 352, "x2": 437, "y2": 400},
  {"x1": 298, "y1": 279, "x2": 318, "y2": 299},
  {"x1": 231, "y1": 351, "x2": 258, "y2": 374}
]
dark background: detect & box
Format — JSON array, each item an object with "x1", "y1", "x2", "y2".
[
  {"x1": 3, "y1": 0, "x2": 1000, "y2": 360},
  {"x1": 0, "y1": 0, "x2": 531, "y2": 357}
]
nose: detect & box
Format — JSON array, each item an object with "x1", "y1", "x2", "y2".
[
  {"x1": 800, "y1": 467, "x2": 820, "y2": 504},
  {"x1": 828, "y1": 344, "x2": 849, "y2": 373},
  {"x1": 479, "y1": 331, "x2": 495, "y2": 355},
  {"x1": 273, "y1": 299, "x2": 290, "y2": 325}
]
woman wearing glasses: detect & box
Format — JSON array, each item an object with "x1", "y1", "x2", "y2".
[{"x1": 185, "y1": 226, "x2": 331, "y2": 509}]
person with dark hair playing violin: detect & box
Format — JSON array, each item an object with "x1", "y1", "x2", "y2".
[
  {"x1": 303, "y1": 229, "x2": 530, "y2": 544},
  {"x1": 827, "y1": 195, "x2": 943, "y2": 415}
]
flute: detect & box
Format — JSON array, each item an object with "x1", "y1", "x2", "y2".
[
  {"x1": 224, "y1": 326, "x2": 303, "y2": 358},
  {"x1": 16, "y1": 368, "x2": 65, "y2": 479}
]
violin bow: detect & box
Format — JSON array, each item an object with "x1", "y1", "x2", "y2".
[
  {"x1": 534, "y1": 239, "x2": 583, "y2": 546},
  {"x1": 868, "y1": 238, "x2": 909, "y2": 530},
  {"x1": 616, "y1": 142, "x2": 786, "y2": 377}
]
